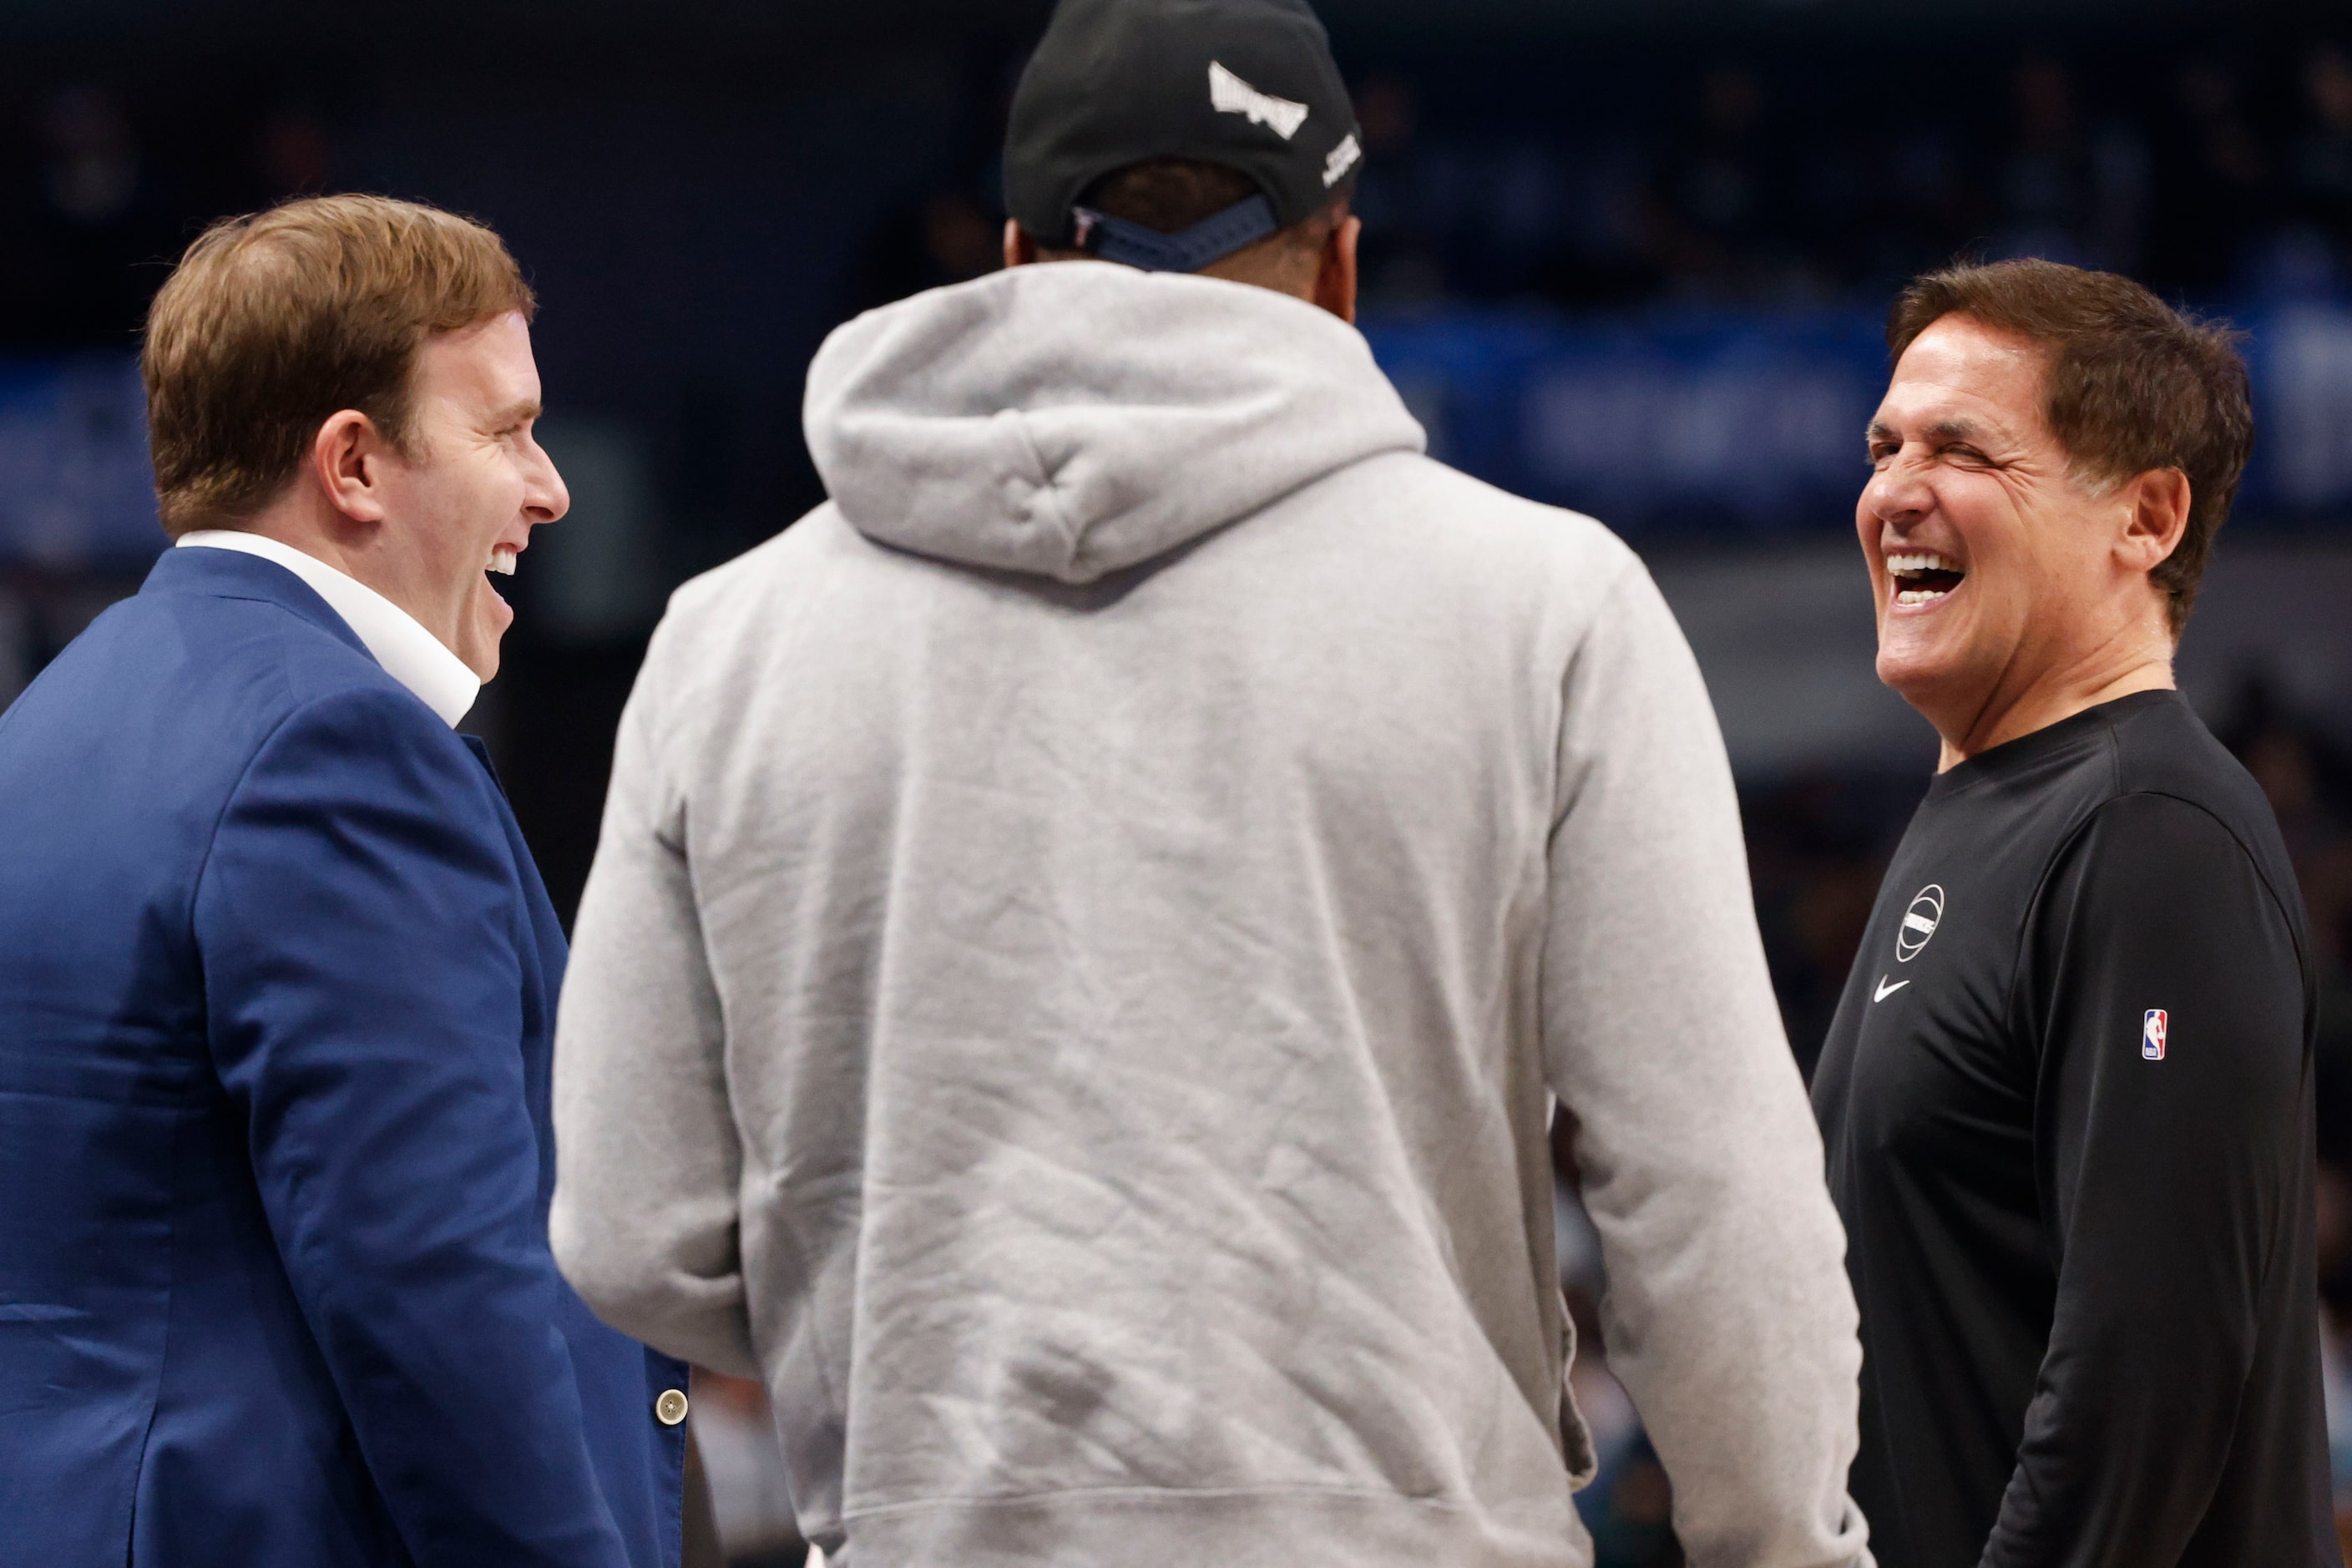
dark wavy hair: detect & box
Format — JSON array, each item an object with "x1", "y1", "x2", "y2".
[{"x1": 1888, "y1": 257, "x2": 2251, "y2": 634}]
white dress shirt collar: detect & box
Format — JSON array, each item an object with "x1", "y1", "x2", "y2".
[{"x1": 176, "y1": 529, "x2": 481, "y2": 727}]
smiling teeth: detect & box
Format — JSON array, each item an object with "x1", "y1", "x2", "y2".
[
  {"x1": 1886, "y1": 551, "x2": 1960, "y2": 575},
  {"x1": 488, "y1": 548, "x2": 517, "y2": 576},
  {"x1": 1894, "y1": 588, "x2": 1949, "y2": 604}
]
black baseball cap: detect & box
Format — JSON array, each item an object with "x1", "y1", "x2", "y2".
[{"x1": 1004, "y1": 0, "x2": 1363, "y2": 272}]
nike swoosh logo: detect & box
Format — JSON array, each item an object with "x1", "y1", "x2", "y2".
[{"x1": 1874, "y1": 976, "x2": 1909, "y2": 1003}]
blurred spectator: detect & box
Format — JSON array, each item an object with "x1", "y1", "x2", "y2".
[
  {"x1": 14, "y1": 32, "x2": 2352, "y2": 350},
  {"x1": 2151, "y1": 58, "x2": 2274, "y2": 294},
  {"x1": 2217, "y1": 684, "x2": 2352, "y2": 1546},
  {"x1": 1744, "y1": 774, "x2": 1912, "y2": 1077},
  {"x1": 856, "y1": 190, "x2": 1001, "y2": 308},
  {"x1": 1844, "y1": 127, "x2": 1983, "y2": 299},
  {"x1": 1555, "y1": 1119, "x2": 1686, "y2": 1567},
  {"x1": 690, "y1": 1372, "x2": 807, "y2": 1568},
  {"x1": 2292, "y1": 45, "x2": 2352, "y2": 240},
  {"x1": 15, "y1": 84, "x2": 169, "y2": 344},
  {"x1": 1647, "y1": 66, "x2": 1809, "y2": 301},
  {"x1": 42, "y1": 86, "x2": 139, "y2": 226},
  {"x1": 1580, "y1": 1431, "x2": 1683, "y2": 1568},
  {"x1": 256, "y1": 109, "x2": 335, "y2": 200},
  {"x1": 2226, "y1": 684, "x2": 2352, "y2": 982},
  {"x1": 1348, "y1": 75, "x2": 1456, "y2": 305},
  {"x1": 1991, "y1": 55, "x2": 2149, "y2": 273},
  {"x1": 2275, "y1": 43, "x2": 2352, "y2": 298}
]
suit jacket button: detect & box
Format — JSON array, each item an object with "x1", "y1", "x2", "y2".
[{"x1": 655, "y1": 1388, "x2": 690, "y2": 1426}]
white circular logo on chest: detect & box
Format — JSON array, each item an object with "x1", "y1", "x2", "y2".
[{"x1": 1895, "y1": 883, "x2": 1945, "y2": 963}]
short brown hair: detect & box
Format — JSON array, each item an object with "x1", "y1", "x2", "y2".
[
  {"x1": 1080, "y1": 158, "x2": 1262, "y2": 234},
  {"x1": 1887, "y1": 257, "x2": 2250, "y2": 633},
  {"x1": 143, "y1": 194, "x2": 534, "y2": 536}
]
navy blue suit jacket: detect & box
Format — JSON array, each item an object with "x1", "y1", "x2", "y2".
[{"x1": 0, "y1": 547, "x2": 686, "y2": 1565}]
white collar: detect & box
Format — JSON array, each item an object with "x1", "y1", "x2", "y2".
[{"x1": 176, "y1": 530, "x2": 481, "y2": 727}]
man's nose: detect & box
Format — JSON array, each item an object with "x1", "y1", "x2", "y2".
[
  {"x1": 1863, "y1": 452, "x2": 1931, "y2": 524},
  {"x1": 526, "y1": 444, "x2": 570, "y2": 525}
]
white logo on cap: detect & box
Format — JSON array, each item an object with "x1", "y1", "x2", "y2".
[
  {"x1": 1209, "y1": 61, "x2": 1310, "y2": 140},
  {"x1": 1322, "y1": 132, "x2": 1361, "y2": 187}
]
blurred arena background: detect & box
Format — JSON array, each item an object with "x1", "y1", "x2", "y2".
[{"x1": 5, "y1": 1, "x2": 2352, "y2": 1562}]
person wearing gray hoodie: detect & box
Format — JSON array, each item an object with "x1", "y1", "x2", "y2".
[{"x1": 551, "y1": 3, "x2": 1871, "y2": 1565}]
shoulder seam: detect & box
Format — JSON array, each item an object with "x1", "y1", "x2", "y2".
[
  {"x1": 188, "y1": 685, "x2": 503, "y2": 952},
  {"x1": 213, "y1": 591, "x2": 372, "y2": 655},
  {"x1": 2005, "y1": 788, "x2": 2310, "y2": 1052},
  {"x1": 2104, "y1": 790, "x2": 2309, "y2": 974},
  {"x1": 1547, "y1": 553, "x2": 1655, "y2": 832}
]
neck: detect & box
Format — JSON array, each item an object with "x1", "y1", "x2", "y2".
[
  {"x1": 233, "y1": 491, "x2": 458, "y2": 655},
  {"x1": 1929, "y1": 631, "x2": 2176, "y2": 771}
]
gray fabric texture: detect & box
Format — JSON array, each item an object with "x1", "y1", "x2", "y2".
[{"x1": 553, "y1": 260, "x2": 1869, "y2": 1568}]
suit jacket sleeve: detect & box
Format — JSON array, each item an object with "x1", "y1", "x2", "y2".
[
  {"x1": 1541, "y1": 561, "x2": 1869, "y2": 1566},
  {"x1": 1982, "y1": 793, "x2": 2309, "y2": 1566},
  {"x1": 550, "y1": 610, "x2": 755, "y2": 1378},
  {"x1": 192, "y1": 685, "x2": 631, "y2": 1568}
]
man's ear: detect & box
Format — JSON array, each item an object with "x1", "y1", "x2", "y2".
[
  {"x1": 1314, "y1": 213, "x2": 1360, "y2": 326},
  {"x1": 310, "y1": 408, "x2": 393, "y2": 526},
  {"x1": 2119, "y1": 466, "x2": 2192, "y2": 576},
  {"x1": 1002, "y1": 220, "x2": 1037, "y2": 271}
]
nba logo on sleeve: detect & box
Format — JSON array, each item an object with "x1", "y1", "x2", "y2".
[{"x1": 2142, "y1": 1009, "x2": 2167, "y2": 1061}]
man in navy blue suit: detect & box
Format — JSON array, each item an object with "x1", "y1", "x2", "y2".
[{"x1": 0, "y1": 195, "x2": 686, "y2": 1565}]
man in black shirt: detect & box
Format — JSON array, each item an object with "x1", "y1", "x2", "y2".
[{"x1": 1812, "y1": 257, "x2": 2339, "y2": 1566}]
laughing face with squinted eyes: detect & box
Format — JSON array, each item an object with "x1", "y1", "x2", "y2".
[{"x1": 1854, "y1": 258, "x2": 2253, "y2": 771}]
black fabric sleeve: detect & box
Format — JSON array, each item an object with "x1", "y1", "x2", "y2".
[{"x1": 1980, "y1": 792, "x2": 2309, "y2": 1567}]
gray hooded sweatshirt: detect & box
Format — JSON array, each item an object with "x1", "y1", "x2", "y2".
[{"x1": 552, "y1": 260, "x2": 1869, "y2": 1568}]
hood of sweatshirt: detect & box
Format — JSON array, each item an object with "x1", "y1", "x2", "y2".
[{"x1": 802, "y1": 260, "x2": 1427, "y2": 585}]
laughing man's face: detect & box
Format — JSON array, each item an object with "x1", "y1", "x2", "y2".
[
  {"x1": 1858, "y1": 313, "x2": 2127, "y2": 742},
  {"x1": 377, "y1": 311, "x2": 568, "y2": 681}
]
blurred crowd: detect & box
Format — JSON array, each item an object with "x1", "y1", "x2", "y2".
[
  {"x1": 1346, "y1": 41, "x2": 2352, "y2": 311},
  {"x1": 23, "y1": 37, "x2": 2346, "y2": 345},
  {"x1": 2224, "y1": 696, "x2": 2352, "y2": 1545},
  {"x1": 868, "y1": 36, "x2": 2352, "y2": 316},
  {"x1": 8, "y1": 37, "x2": 2352, "y2": 352},
  {"x1": 0, "y1": 87, "x2": 335, "y2": 348}
]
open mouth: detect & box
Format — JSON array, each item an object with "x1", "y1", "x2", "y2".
[{"x1": 1887, "y1": 549, "x2": 1964, "y2": 606}]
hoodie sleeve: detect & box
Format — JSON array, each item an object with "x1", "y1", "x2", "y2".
[
  {"x1": 1541, "y1": 561, "x2": 1870, "y2": 1567},
  {"x1": 552, "y1": 614, "x2": 759, "y2": 1378}
]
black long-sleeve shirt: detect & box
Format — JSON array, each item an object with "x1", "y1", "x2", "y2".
[{"x1": 1812, "y1": 691, "x2": 2338, "y2": 1568}]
